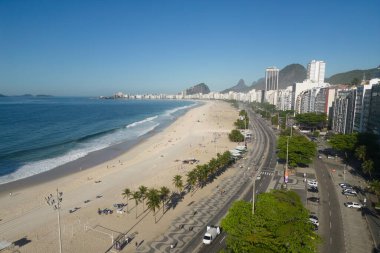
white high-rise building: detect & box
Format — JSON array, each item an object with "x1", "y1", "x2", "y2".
[{"x1": 307, "y1": 60, "x2": 326, "y2": 83}]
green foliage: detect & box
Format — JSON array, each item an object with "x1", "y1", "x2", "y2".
[
  {"x1": 185, "y1": 151, "x2": 232, "y2": 192},
  {"x1": 172, "y1": 175, "x2": 183, "y2": 193},
  {"x1": 329, "y1": 133, "x2": 358, "y2": 154},
  {"x1": 229, "y1": 129, "x2": 245, "y2": 142},
  {"x1": 325, "y1": 67, "x2": 380, "y2": 85},
  {"x1": 146, "y1": 188, "x2": 161, "y2": 222},
  {"x1": 277, "y1": 136, "x2": 317, "y2": 167},
  {"x1": 295, "y1": 113, "x2": 327, "y2": 130},
  {"x1": 271, "y1": 114, "x2": 279, "y2": 126},
  {"x1": 221, "y1": 191, "x2": 320, "y2": 253},
  {"x1": 362, "y1": 159, "x2": 374, "y2": 178},
  {"x1": 234, "y1": 110, "x2": 249, "y2": 129}
]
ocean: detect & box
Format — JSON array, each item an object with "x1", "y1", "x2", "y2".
[{"x1": 0, "y1": 96, "x2": 196, "y2": 185}]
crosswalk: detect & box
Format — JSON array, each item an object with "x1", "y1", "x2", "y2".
[{"x1": 260, "y1": 171, "x2": 274, "y2": 176}]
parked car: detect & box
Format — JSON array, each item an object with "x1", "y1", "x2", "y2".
[
  {"x1": 308, "y1": 186, "x2": 319, "y2": 193},
  {"x1": 307, "y1": 197, "x2": 320, "y2": 203},
  {"x1": 344, "y1": 202, "x2": 362, "y2": 209},
  {"x1": 309, "y1": 215, "x2": 319, "y2": 226},
  {"x1": 339, "y1": 183, "x2": 352, "y2": 189},
  {"x1": 342, "y1": 189, "x2": 357, "y2": 196},
  {"x1": 307, "y1": 180, "x2": 318, "y2": 187}
]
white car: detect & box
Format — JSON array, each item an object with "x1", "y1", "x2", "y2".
[
  {"x1": 309, "y1": 215, "x2": 319, "y2": 226},
  {"x1": 256, "y1": 175, "x2": 261, "y2": 180},
  {"x1": 344, "y1": 202, "x2": 362, "y2": 209},
  {"x1": 307, "y1": 180, "x2": 318, "y2": 187}
]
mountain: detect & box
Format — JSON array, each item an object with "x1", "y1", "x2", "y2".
[
  {"x1": 0, "y1": 94, "x2": 6, "y2": 97},
  {"x1": 221, "y1": 79, "x2": 250, "y2": 93},
  {"x1": 220, "y1": 64, "x2": 307, "y2": 92},
  {"x1": 325, "y1": 67, "x2": 380, "y2": 85},
  {"x1": 250, "y1": 64, "x2": 307, "y2": 90},
  {"x1": 184, "y1": 83, "x2": 210, "y2": 95}
]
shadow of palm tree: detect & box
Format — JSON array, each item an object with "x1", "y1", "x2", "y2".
[{"x1": 13, "y1": 237, "x2": 32, "y2": 247}]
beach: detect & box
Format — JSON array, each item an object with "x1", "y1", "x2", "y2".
[{"x1": 0, "y1": 100, "x2": 240, "y2": 252}]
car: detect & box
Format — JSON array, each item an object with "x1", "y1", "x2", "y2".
[
  {"x1": 308, "y1": 186, "x2": 319, "y2": 193},
  {"x1": 116, "y1": 208, "x2": 125, "y2": 214},
  {"x1": 307, "y1": 197, "x2": 320, "y2": 203},
  {"x1": 344, "y1": 202, "x2": 362, "y2": 209},
  {"x1": 318, "y1": 155, "x2": 322, "y2": 159},
  {"x1": 309, "y1": 216, "x2": 319, "y2": 226},
  {"x1": 309, "y1": 214, "x2": 319, "y2": 221},
  {"x1": 339, "y1": 183, "x2": 352, "y2": 188},
  {"x1": 307, "y1": 181, "x2": 318, "y2": 187},
  {"x1": 342, "y1": 190, "x2": 357, "y2": 196},
  {"x1": 342, "y1": 188, "x2": 356, "y2": 193},
  {"x1": 256, "y1": 175, "x2": 261, "y2": 180}
]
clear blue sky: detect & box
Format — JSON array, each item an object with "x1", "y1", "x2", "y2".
[{"x1": 1, "y1": 0, "x2": 379, "y2": 96}]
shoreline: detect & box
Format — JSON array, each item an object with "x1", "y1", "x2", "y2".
[
  {"x1": 0, "y1": 100, "x2": 238, "y2": 252},
  {"x1": 0, "y1": 101, "x2": 201, "y2": 195}
]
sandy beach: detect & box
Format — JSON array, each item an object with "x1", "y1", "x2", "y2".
[{"x1": 0, "y1": 100, "x2": 240, "y2": 253}]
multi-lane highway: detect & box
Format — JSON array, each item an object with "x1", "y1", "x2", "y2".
[{"x1": 193, "y1": 106, "x2": 277, "y2": 253}]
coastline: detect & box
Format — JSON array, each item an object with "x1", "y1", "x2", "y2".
[
  {"x1": 0, "y1": 100, "x2": 238, "y2": 253},
  {"x1": 0, "y1": 100, "x2": 201, "y2": 195}
]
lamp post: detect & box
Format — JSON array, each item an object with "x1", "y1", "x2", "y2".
[
  {"x1": 45, "y1": 188, "x2": 63, "y2": 253},
  {"x1": 284, "y1": 136, "x2": 289, "y2": 185}
]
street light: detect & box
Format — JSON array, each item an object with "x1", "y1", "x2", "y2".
[{"x1": 45, "y1": 188, "x2": 63, "y2": 253}]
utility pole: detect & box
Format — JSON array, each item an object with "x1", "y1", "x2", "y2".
[{"x1": 45, "y1": 188, "x2": 63, "y2": 253}]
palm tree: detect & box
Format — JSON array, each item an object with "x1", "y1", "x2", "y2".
[
  {"x1": 138, "y1": 185, "x2": 148, "y2": 211},
  {"x1": 172, "y1": 175, "x2": 183, "y2": 193},
  {"x1": 146, "y1": 188, "x2": 161, "y2": 223},
  {"x1": 362, "y1": 159, "x2": 374, "y2": 178},
  {"x1": 122, "y1": 188, "x2": 131, "y2": 212},
  {"x1": 130, "y1": 191, "x2": 142, "y2": 218},
  {"x1": 369, "y1": 180, "x2": 380, "y2": 196},
  {"x1": 186, "y1": 170, "x2": 197, "y2": 193},
  {"x1": 159, "y1": 186, "x2": 170, "y2": 214},
  {"x1": 355, "y1": 145, "x2": 367, "y2": 162}
]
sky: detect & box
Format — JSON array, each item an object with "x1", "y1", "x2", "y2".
[{"x1": 0, "y1": 0, "x2": 379, "y2": 96}]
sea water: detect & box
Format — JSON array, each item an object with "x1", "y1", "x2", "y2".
[{"x1": 0, "y1": 97, "x2": 196, "y2": 184}]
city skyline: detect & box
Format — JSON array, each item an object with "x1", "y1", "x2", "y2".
[{"x1": 1, "y1": 0, "x2": 379, "y2": 96}]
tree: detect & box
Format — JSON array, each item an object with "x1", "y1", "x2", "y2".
[
  {"x1": 295, "y1": 113, "x2": 327, "y2": 131},
  {"x1": 130, "y1": 191, "x2": 142, "y2": 218},
  {"x1": 138, "y1": 185, "x2": 148, "y2": 211},
  {"x1": 221, "y1": 191, "x2": 320, "y2": 252},
  {"x1": 122, "y1": 188, "x2": 131, "y2": 212},
  {"x1": 186, "y1": 170, "x2": 198, "y2": 193},
  {"x1": 159, "y1": 186, "x2": 170, "y2": 214},
  {"x1": 355, "y1": 145, "x2": 367, "y2": 162},
  {"x1": 351, "y1": 77, "x2": 360, "y2": 85},
  {"x1": 329, "y1": 133, "x2": 358, "y2": 155},
  {"x1": 277, "y1": 136, "x2": 317, "y2": 167},
  {"x1": 369, "y1": 180, "x2": 380, "y2": 196},
  {"x1": 146, "y1": 188, "x2": 161, "y2": 223},
  {"x1": 229, "y1": 129, "x2": 244, "y2": 142},
  {"x1": 362, "y1": 159, "x2": 374, "y2": 178},
  {"x1": 172, "y1": 175, "x2": 183, "y2": 193}
]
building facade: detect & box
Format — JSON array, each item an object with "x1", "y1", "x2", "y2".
[
  {"x1": 265, "y1": 67, "x2": 279, "y2": 105},
  {"x1": 307, "y1": 60, "x2": 326, "y2": 83}
]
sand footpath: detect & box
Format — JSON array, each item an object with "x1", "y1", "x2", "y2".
[{"x1": 0, "y1": 100, "x2": 239, "y2": 252}]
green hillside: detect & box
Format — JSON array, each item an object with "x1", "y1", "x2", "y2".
[{"x1": 326, "y1": 67, "x2": 380, "y2": 85}]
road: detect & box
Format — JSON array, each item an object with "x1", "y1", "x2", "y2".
[
  {"x1": 195, "y1": 107, "x2": 277, "y2": 253},
  {"x1": 313, "y1": 156, "x2": 345, "y2": 253}
]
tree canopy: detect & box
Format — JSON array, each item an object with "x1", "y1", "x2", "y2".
[
  {"x1": 229, "y1": 129, "x2": 245, "y2": 142},
  {"x1": 221, "y1": 191, "x2": 320, "y2": 253},
  {"x1": 277, "y1": 136, "x2": 317, "y2": 167},
  {"x1": 295, "y1": 113, "x2": 327, "y2": 130}
]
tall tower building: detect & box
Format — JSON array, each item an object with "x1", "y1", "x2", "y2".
[
  {"x1": 307, "y1": 60, "x2": 326, "y2": 83},
  {"x1": 265, "y1": 67, "x2": 279, "y2": 105},
  {"x1": 265, "y1": 67, "x2": 279, "y2": 91}
]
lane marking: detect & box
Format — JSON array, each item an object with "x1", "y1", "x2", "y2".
[{"x1": 330, "y1": 221, "x2": 332, "y2": 229}]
